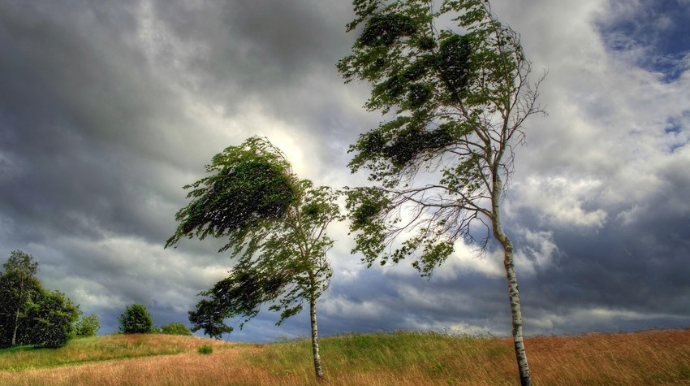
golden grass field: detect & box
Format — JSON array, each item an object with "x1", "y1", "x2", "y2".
[{"x1": 1, "y1": 329, "x2": 689, "y2": 386}]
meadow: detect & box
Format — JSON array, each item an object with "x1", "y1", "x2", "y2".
[{"x1": 1, "y1": 329, "x2": 689, "y2": 386}]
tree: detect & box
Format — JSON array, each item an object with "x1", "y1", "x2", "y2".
[
  {"x1": 337, "y1": 1, "x2": 544, "y2": 385},
  {"x1": 75, "y1": 314, "x2": 101, "y2": 337},
  {"x1": 166, "y1": 136, "x2": 340, "y2": 381},
  {"x1": 26, "y1": 289, "x2": 80, "y2": 348},
  {"x1": 0, "y1": 251, "x2": 80, "y2": 349},
  {"x1": 119, "y1": 304, "x2": 153, "y2": 334},
  {"x1": 0, "y1": 250, "x2": 40, "y2": 347},
  {"x1": 158, "y1": 322, "x2": 192, "y2": 336}
]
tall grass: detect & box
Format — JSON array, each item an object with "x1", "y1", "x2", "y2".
[{"x1": 1, "y1": 329, "x2": 689, "y2": 385}]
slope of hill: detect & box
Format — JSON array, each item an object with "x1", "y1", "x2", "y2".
[{"x1": 1, "y1": 329, "x2": 689, "y2": 385}]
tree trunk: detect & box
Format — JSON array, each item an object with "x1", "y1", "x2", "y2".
[
  {"x1": 492, "y1": 182, "x2": 532, "y2": 386},
  {"x1": 11, "y1": 310, "x2": 19, "y2": 347},
  {"x1": 309, "y1": 291, "x2": 324, "y2": 381},
  {"x1": 11, "y1": 276, "x2": 24, "y2": 347}
]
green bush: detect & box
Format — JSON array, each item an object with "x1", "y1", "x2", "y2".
[
  {"x1": 75, "y1": 314, "x2": 100, "y2": 337},
  {"x1": 28, "y1": 290, "x2": 80, "y2": 348},
  {"x1": 119, "y1": 304, "x2": 153, "y2": 334},
  {"x1": 198, "y1": 344, "x2": 213, "y2": 354},
  {"x1": 159, "y1": 323, "x2": 192, "y2": 336}
]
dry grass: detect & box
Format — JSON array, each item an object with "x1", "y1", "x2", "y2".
[
  {"x1": 0, "y1": 334, "x2": 233, "y2": 371},
  {"x1": 1, "y1": 329, "x2": 689, "y2": 386}
]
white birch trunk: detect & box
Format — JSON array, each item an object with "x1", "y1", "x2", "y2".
[
  {"x1": 492, "y1": 180, "x2": 532, "y2": 386},
  {"x1": 309, "y1": 291, "x2": 324, "y2": 381}
]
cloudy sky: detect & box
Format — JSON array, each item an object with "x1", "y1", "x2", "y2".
[{"x1": 1, "y1": 0, "x2": 688, "y2": 342}]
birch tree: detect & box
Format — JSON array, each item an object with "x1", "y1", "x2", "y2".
[
  {"x1": 166, "y1": 136, "x2": 339, "y2": 381},
  {"x1": 1, "y1": 251, "x2": 79, "y2": 349},
  {"x1": 0, "y1": 250, "x2": 39, "y2": 347},
  {"x1": 338, "y1": 1, "x2": 544, "y2": 385}
]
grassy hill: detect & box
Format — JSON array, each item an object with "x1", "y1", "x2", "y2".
[{"x1": 1, "y1": 329, "x2": 689, "y2": 385}]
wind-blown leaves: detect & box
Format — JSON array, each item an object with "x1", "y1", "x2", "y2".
[
  {"x1": 165, "y1": 137, "x2": 297, "y2": 253},
  {"x1": 338, "y1": 0, "x2": 544, "y2": 274}
]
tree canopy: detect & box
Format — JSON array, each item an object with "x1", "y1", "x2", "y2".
[
  {"x1": 338, "y1": 1, "x2": 544, "y2": 385},
  {"x1": 338, "y1": 0, "x2": 544, "y2": 271},
  {"x1": 166, "y1": 136, "x2": 297, "y2": 254},
  {"x1": 119, "y1": 304, "x2": 154, "y2": 334},
  {"x1": 75, "y1": 314, "x2": 100, "y2": 337}
]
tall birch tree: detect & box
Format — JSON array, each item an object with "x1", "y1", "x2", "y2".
[
  {"x1": 166, "y1": 136, "x2": 339, "y2": 381},
  {"x1": 0, "y1": 250, "x2": 39, "y2": 347},
  {"x1": 338, "y1": 1, "x2": 544, "y2": 385}
]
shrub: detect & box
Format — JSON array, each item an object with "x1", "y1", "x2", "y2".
[
  {"x1": 119, "y1": 304, "x2": 153, "y2": 334},
  {"x1": 198, "y1": 344, "x2": 213, "y2": 354},
  {"x1": 159, "y1": 323, "x2": 192, "y2": 336},
  {"x1": 75, "y1": 314, "x2": 100, "y2": 337},
  {"x1": 28, "y1": 290, "x2": 80, "y2": 348}
]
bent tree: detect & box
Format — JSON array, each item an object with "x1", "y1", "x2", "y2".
[
  {"x1": 166, "y1": 137, "x2": 339, "y2": 381},
  {"x1": 338, "y1": 1, "x2": 544, "y2": 385}
]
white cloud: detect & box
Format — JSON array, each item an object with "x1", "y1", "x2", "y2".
[
  {"x1": 509, "y1": 177, "x2": 608, "y2": 228},
  {"x1": 320, "y1": 296, "x2": 387, "y2": 321}
]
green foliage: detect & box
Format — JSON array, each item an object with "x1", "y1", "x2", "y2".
[
  {"x1": 0, "y1": 251, "x2": 79, "y2": 349},
  {"x1": 74, "y1": 314, "x2": 100, "y2": 337},
  {"x1": 168, "y1": 137, "x2": 341, "y2": 341},
  {"x1": 119, "y1": 304, "x2": 153, "y2": 334},
  {"x1": 3, "y1": 250, "x2": 39, "y2": 278},
  {"x1": 198, "y1": 344, "x2": 213, "y2": 355},
  {"x1": 338, "y1": 0, "x2": 544, "y2": 274},
  {"x1": 165, "y1": 136, "x2": 298, "y2": 253},
  {"x1": 158, "y1": 323, "x2": 192, "y2": 336},
  {"x1": 0, "y1": 251, "x2": 41, "y2": 347},
  {"x1": 187, "y1": 299, "x2": 234, "y2": 339},
  {"x1": 27, "y1": 290, "x2": 80, "y2": 348}
]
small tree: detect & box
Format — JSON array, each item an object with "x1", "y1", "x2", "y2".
[
  {"x1": 166, "y1": 136, "x2": 340, "y2": 381},
  {"x1": 159, "y1": 322, "x2": 192, "y2": 336},
  {"x1": 0, "y1": 250, "x2": 39, "y2": 347},
  {"x1": 338, "y1": 1, "x2": 545, "y2": 385},
  {"x1": 75, "y1": 314, "x2": 100, "y2": 337},
  {"x1": 119, "y1": 304, "x2": 153, "y2": 334}
]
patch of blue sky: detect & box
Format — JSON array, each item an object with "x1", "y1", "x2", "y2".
[
  {"x1": 664, "y1": 113, "x2": 690, "y2": 152},
  {"x1": 597, "y1": 0, "x2": 690, "y2": 82}
]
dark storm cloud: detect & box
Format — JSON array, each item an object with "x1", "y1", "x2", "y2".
[
  {"x1": 504, "y1": 148, "x2": 690, "y2": 334},
  {"x1": 149, "y1": 0, "x2": 352, "y2": 92},
  {"x1": 0, "y1": 0, "x2": 201, "y2": 243},
  {"x1": 144, "y1": 0, "x2": 366, "y2": 175}
]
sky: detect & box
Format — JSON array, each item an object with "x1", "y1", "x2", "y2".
[{"x1": 0, "y1": 0, "x2": 688, "y2": 342}]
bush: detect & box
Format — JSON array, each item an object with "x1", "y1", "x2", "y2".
[
  {"x1": 75, "y1": 314, "x2": 100, "y2": 337},
  {"x1": 159, "y1": 322, "x2": 192, "y2": 336},
  {"x1": 198, "y1": 344, "x2": 213, "y2": 354},
  {"x1": 119, "y1": 304, "x2": 153, "y2": 334},
  {"x1": 28, "y1": 290, "x2": 80, "y2": 348}
]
